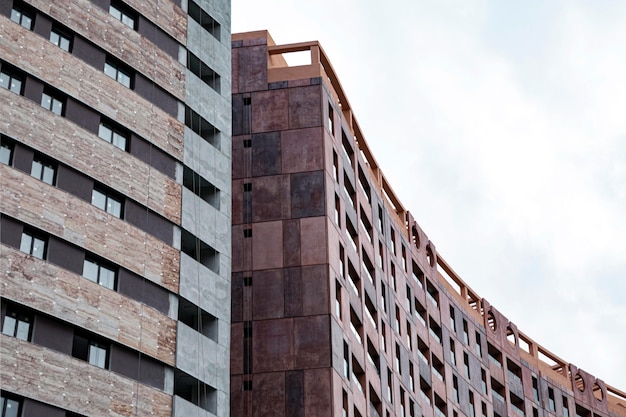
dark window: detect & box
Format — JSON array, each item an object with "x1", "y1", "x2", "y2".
[
  {"x1": 2, "y1": 305, "x2": 32, "y2": 341},
  {"x1": 188, "y1": 52, "x2": 220, "y2": 93},
  {"x1": 109, "y1": 1, "x2": 136, "y2": 29},
  {"x1": 181, "y1": 229, "x2": 219, "y2": 273},
  {"x1": 72, "y1": 333, "x2": 109, "y2": 368},
  {"x1": 185, "y1": 106, "x2": 219, "y2": 149},
  {"x1": 104, "y1": 58, "x2": 133, "y2": 88},
  {"x1": 188, "y1": 0, "x2": 220, "y2": 40},
  {"x1": 50, "y1": 26, "x2": 73, "y2": 52},
  {"x1": 0, "y1": 67, "x2": 23, "y2": 95},
  {"x1": 83, "y1": 258, "x2": 117, "y2": 290},
  {"x1": 178, "y1": 298, "x2": 218, "y2": 341},
  {"x1": 10, "y1": 1, "x2": 35, "y2": 30},
  {"x1": 98, "y1": 119, "x2": 129, "y2": 150},
  {"x1": 92, "y1": 186, "x2": 123, "y2": 218},
  {"x1": 31, "y1": 156, "x2": 56, "y2": 185},
  {"x1": 0, "y1": 391, "x2": 22, "y2": 417},
  {"x1": 183, "y1": 166, "x2": 220, "y2": 209},
  {"x1": 41, "y1": 89, "x2": 65, "y2": 116},
  {"x1": 243, "y1": 229, "x2": 252, "y2": 238},
  {"x1": 243, "y1": 139, "x2": 251, "y2": 147},
  {"x1": 0, "y1": 137, "x2": 14, "y2": 165},
  {"x1": 20, "y1": 229, "x2": 47, "y2": 259}
]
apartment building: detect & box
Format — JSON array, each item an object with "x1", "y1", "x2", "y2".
[
  {"x1": 230, "y1": 30, "x2": 626, "y2": 417},
  {"x1": 0, "y1": 0, "x2": 231, "y2": 416}
]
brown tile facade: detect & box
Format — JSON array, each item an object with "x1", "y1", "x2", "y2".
[{"x1": 231, "y1": 31, "x2": 625, "y2": 417}]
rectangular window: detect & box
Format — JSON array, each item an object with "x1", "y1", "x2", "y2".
[
  {"x1": 452, "y1": 375, "x2": 459, "y2": 402},
  {"x1": 185, "y1": 106, "x2": 219, "y2": 148},
  {"x1": 109, "y1": 1, "x2": 136, "y2": 29},
  {"x1": 92, "y1": 187, "x2": 123, "y2": 218},
  {"x1": 72, "y1": 333, "x2": 109, "y2": 369},
  {"x1": 481, "y1": 368, "x2": 487, "y2": 394},
  {"x1": 187, "y1": 0, "x2": 221, "y2": 40},
  {"x1": 83, "y1": 258, "x2": 117, "y2": 290},
  {"x1": 41, "y1": 89, "x2": 65, "y2": 116},
  {"x1": 11, "y1": 1, "x2": 35, "y2": 30},
  {"x1": 449, "y1": 305, "x2": 456, "y2": 331},
  {"x1": 464, "y1": 352, "x2": 471, "y2": 378},
  {"x1": 98, "y1": 119, "x2": 129, "y2": 150},
  {"x1": 449, "y1": 338, "x2": 456, "y2": 366},
  {"x1": 183, "y1": 166, "x2": 220, "y2": 209},
  {"x1": 462, "y1": 319, "x2": 469, "y2": 344},
  {"x1": 2, "y1": 305, "x2": 32, "y2": 341},
  {"x1": 328, "y1": 103, "x2": 334, "y2": 135},
  {"x1": 532, "y1": 376, "x2": 539, "y2": 402},
  {"x1": 0, "y1": 137, "x2": 14, "y2": 165},
  {"x1": 548, "y1": 387, "x2": 555, "y2": 411},
  {"x1": 475, "y1": 331, "x2": 482, "y2": 357},
  {"x1": 50, "y1": 26, "x2": 72, "y2": 51},
  {"x1": 0, "y1": 67, "x2": 23, "y2": 95},
  {"x1": 104, "y1": 59, "x2": 132, "y2": 88},
  {"x1": 562, "y1": 396, "x2": 569, "y2": 417},
  {"x1": 188, "y1": 51, "x2": 220, "y2": 93},
  {"x1": 469, "y1": 391, "x2": 475, "y2": 417},
  {"x1": 31, "y1": 156, "x2": 56, "y2": 185},
  {"x1": 20, "y1": 230, "x2": 46, "y2": 259},
  {"x1": 0, "y1": 392, "x2": 22, "y2": 417},
  {"x1": 335, "y1": 281, "x2": 342, "y2": 319},
  {"x1": 343, "y1": 342, "x2": 350, "y2": 378}
]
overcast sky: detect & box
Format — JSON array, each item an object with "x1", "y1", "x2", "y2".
[{"x1": 232, "y1": 1, "x2": 626, "y2": 391}]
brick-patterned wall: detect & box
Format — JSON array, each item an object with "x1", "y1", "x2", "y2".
[
  {"x1": 0, "y1": 94, "x2": 182, "y2": 225},
  {"x1": 0, "y1": 335, "x2": 172, "y2": 417},
  {"x1": 1, "y1": 245, "x2": 176, "y2": 365},
  {"x1": 0, "y1": 165, "x2": 180, "y2": 291},
  {"x1": 0, "y1": 20, "x2": 184, "y2": 160}
]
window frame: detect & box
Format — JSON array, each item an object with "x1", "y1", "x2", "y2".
[
  {"x1": 83, "y1": 257, "x2": 117, "y2": 290},
  {"x1": 10, "y1": 1, "x2": 35, "y2": 30},
  {"x1": 20, "y1": 229, "x2": 47, "y2": 259},
  {"x1": 2, "y1": 305, "x2": 33, "y2": 341},
  {"x1": 40, "y1": 89, "x2": 65, "y2": 116},
  {"x1": 0, "y1": 136, "x2": 15, "y2": 166},
  {"x1": 109, "y1": 1, "x2": 137, "y2": 29},
  {"x1": 98, "y1": 119, "x2": 129, "y2": 150},
  {"x1": 0, "y1": 392, "x2": 23, "y2": 417},
  {"x1": 49, "y1": 26, "x2": 73, "y2": 52},
  {"x1": 104, "y1": 59, "x2": 133, "y2": 88},
  {"x1": 0, "y1": 67, "x2": 24, "y2": 95},
  {"x1": 91, "y1": 186, "x2": 123, "y2": 218},
  {"x1": 31, "y1": 155, "x2": 57, "y2": 185}
]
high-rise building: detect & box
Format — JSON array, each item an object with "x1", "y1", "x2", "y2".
[
  {"x1": 230, "y1": 31, "x2": 626, "y2": 417},
  {"x1": 1, "y1": 0, "x2": 231, "y2": 416}
]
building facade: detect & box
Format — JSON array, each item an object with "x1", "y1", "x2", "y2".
[
  {"x1": 230, "y1": 31, "x2": 626, "y2": 417},
  {"x1": 1, "y1": 0, "x2": 231, "y2": 416}
]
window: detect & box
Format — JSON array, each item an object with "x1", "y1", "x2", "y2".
[
  {"x1": 562, "y1": 396, "x2": 569, "y2": 417},
  {"x1": 449, "y1": 306, "x2": 456, "y2": 331},
  {"x1": 183, "y1": 166, "x2": 220, "y2": 209},
  {"x1": 0, "y1": 138, "x2": 14, "y2": 165},
  {"x1": 2, "y1": 306, "x2": 32, "y2": 341},
  {"x1": 548, "y1": 387, "x2": 555, "y2": 411},
  {"x1": 532, "y1": 376, "x2": 539, "y2": 402},
  {"x1": 481, "y1": 369, "x2": 487, "y2": 394},
  {"x1": 449, "y1": 338, "x2": 456, "y2": 366},
  {"x1": 50, "y1": 27, "x2": 72, "y2": 51},
  {"x1": 188, "y1": 0, "x2": 221, "y2": 40},
  {"x1": 185, "y1": 106, "x2": 219, "y2": 148},
  {"x1": 328, "y1": 103, "x2": 334, "y2": 135},
  {"x1": 1, "y1": 392, "x2": 22, "y2": 417},
  {"x1": 98, "y1": 119, "x2": 128, "y2": 150},
  {"x1": 31, "y1": 156, "x2": 56, "y2": 185},
  {"x1": 335, "y1": 281, "x2": 342, "y2": 319},
  {"x1": 469, "y1": 392, "x2": 476, "y2": 417},
  {"x1": 72, "y1": 333, "x2": 109, "y2": 368},
  {"x1": 83, "y1": 258, "x2": 117, "y2": 290},
  {"x1": 109, "y1": 1, "x2": 136, "y2": 29},
  {"x1": 0, "y1": 67, "x2": 23, "y2": 94},
  {"x1": 20, "y1": 230, "x2": 46, "y2": 259},
  {"x1": 41, "y1": 89, "x2": 65, "y2": 115},
  {"x1": 11, "y1": 1, "x2": 35, "y2": 29},
  {"x1": 475, "y1": 332, "x2": 482, "y2": 357},
  {"x1": 104, "y1": 59, "x2": 132, "y2": 88},
  {"x1": 188, "y1": 52, "x2": 220, "y2": 93},
  {"x1": 343, "y1": 342, "x2": 350, "y2": 378},
  {"x1": 462, "y1": 319, "x2": 469, "y2": 344},
  {"x1": 464, "y1": 352, "x2": 471, "y2": 378},
  {"x1": 92, "y1": 187, "x2": 123, "y2": 217}
]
